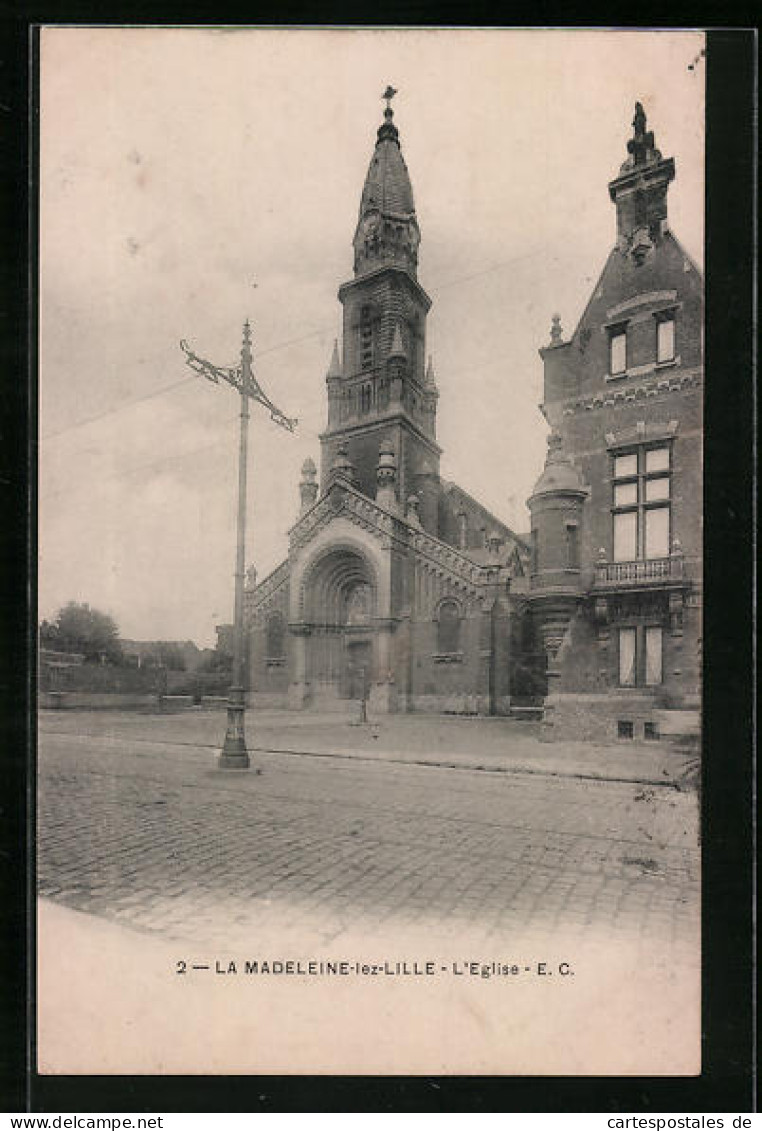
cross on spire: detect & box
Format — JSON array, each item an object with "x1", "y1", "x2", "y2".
[{"x1": 382, "y1": 85, "x2": 398, "y2": 111}]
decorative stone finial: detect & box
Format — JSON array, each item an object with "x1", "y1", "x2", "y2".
[
  {"x1": 299, "y1": 457, "x2": 318, "y2": 512},
  {"x1": 627, "y1": 101, "x2": 657, "y2": 166},
  {"x1": 246, "y1": 564, "x2": 258, "y2": 588},
  {"x1": 424, "y1": 355, "x2": 437, "y2": 386},
  {"x1": 550, "y1": 313, "x2": 563, "y2": 345},
  {"x1": 405, "y1": 493, "x2": 422, "y2": 528},
  {"x1": 331, "y1": 443, "x2": 355, "y2": 484},
  {"x1": 376, "y1": 440, "x2": 398, "y2": 511}
]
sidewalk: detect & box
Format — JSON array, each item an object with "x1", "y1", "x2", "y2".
[{"x1": 39, "y1": 706, "x2": 697, "y2": 788}]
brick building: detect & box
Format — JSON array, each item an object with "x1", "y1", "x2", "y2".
[
  {"x1": 246, "y1": 95, "x2": 540, "y2": 715},
  {"x1": 528, "y1": 102, "x2": 702, "y2": 742},
  {"x1": 246, "y1": 98, "x2": 702, "y2": 739}
]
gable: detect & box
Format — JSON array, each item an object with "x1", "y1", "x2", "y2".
[{"x1": 543, "y1": 232, "x2": 703, "y2": 408}]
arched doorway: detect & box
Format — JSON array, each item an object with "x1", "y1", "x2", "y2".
[{"x1": 300, "y1": 547, "x2": 378, "y2": 703}]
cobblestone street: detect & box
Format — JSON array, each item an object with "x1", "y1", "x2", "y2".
[{"x1": 38, "y1": 710, "x2": 699, "y2": 952}]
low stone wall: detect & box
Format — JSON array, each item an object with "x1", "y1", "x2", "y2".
[
  {"x1": 39, "y1": 691, "x2": 159, "y2": 711},
  {"x1": 246, "y1": 692, "x2": 291, "y2": 710},
  {"x1": 540, "y1": 691, "x2": 697, "y2": 745},
  {"x1": 408, "y1": 693, "x2": 489, "y2": 716},
  {"x1": 653, "y1": 709, "x2": 701, "y2": 738}
]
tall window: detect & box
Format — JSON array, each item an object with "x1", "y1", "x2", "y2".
[
  {"x1": 618, "y1": 627, "x2": 637, "y2": 686},
  {"x1": 359, "y1": 306, "x2": 374, "y2": 372},
  {"x1": 612, "y1": 445, "x2": 671, "y2": 561},
  {"x1": 645, "y1": 626, "x2": 663, "y2": 685},
  {"x1": 265, "y1": 612, "x2": 286, "y2": 661},
  {"x1": 437, "y1": 600, "x2": 462, "y2": 654},
  {"x1": 565, "y1": 522, "x2": 579, "y2": 569},
  {"x1": 656, "y1": 313, "x2": 676, "y2": 363},
  {"x1": 618, "y1": 625, "x2": 663, "y2": 687},
  {"x1": 609, "y1": 325, "x2": 628, "y2": 376}
]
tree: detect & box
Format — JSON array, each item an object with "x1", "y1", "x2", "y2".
[
  {"x1": 139, "y1": 643, "x2": 187, "y2": 671},
  {"x1": 43, "y1": 601, "x2": 123, "y2": 664}
]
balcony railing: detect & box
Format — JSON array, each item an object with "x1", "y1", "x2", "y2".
[{"x1": 594, "y1": 555, "x2": 684, "y2": 587}]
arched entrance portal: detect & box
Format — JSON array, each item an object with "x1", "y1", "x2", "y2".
[{"x1": 301, "y1": 547, "x2": 378, "y2": 705}]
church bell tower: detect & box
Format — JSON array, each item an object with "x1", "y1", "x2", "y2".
[{"x1": 320, "y1": 89, "x2": 441, "y2": 530}]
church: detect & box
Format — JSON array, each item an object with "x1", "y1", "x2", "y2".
[{"x1": 245, "y1": 95, "x2": 702, "y2": 742}]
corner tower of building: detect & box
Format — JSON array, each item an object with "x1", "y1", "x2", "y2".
[{"x1": 320, "y1": 91, "x2": 441, "y2": 528}]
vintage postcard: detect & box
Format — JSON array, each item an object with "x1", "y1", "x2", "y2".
[{"x1": 37, "y1": 26, "x2": 705, "y2": 1076}]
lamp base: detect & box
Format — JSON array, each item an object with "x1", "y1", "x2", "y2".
[{"x1": 218, "y1": 688, "x2": 250, "y2": 770}]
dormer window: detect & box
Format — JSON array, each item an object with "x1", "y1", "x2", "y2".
[
  {"x1": 608, "y1": 325, "x2": 628, "y2": 376},
  {"x1": 656, "y1": 312, "x2": 676, "y2": 363}
]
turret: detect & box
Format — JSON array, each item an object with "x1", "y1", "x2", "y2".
[
  {"x1": 527, "y1": 431, "x2": 589, "y2": 591},
  {"x1": 375, "y1": 439, "x2": 398, "y2": 512},
  {"x1": 325, "y1": 340, "x2": 342, "y2": 428},
  {"x1": 299, "y1": 457, "x2": 318, "y2": 513},
  {"x1": 422, "y1": 355, "x2": 439, "y2": 439}
]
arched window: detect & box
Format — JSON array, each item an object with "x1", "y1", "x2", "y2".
[
  {"x1": 359, "y1": 306, "x2": 374, "y2": 372},
  {"x1": 265, "y1": 612, "x2": 286, "y2": 661},
  {"x1": 437, "y1": 600, "x2": 462, "y2": 654}
]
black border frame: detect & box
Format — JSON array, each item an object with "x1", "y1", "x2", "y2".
[{"x1": 0, "y1": 17, "x2": 755, "y2": 1115}]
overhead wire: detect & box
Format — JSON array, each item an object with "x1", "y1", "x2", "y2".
[{"x1": 40, "y1": 246, "x2": 551, "y2": 444}]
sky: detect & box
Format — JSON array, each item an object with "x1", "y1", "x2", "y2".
[{"x1": 39, "y1": 27, "x2": 705, "y2": 646}]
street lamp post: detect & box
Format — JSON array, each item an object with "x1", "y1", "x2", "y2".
[{"x1": 180, "y1": 321, "x2": 297, "y2": 770}]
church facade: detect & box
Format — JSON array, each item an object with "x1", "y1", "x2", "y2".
[
  {"x1": 245, "y1": 95, "x2": 540, "y2": 717},
  {"x1": 246, "y1": 98, "x2": 702, "y2": 742}
]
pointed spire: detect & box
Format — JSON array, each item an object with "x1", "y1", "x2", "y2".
[
  {"x1": 326, "y1": 338, "x2": 342, "y2": 380},
  {"x1": 353, "y1": 92, "x2": 419, "y2": 278},
  {"x1": 424, "y1": 355, "x2": 437, "y2": 387},
  {"x1": 388, "y1": 323, "x2": 406, "y2": 360}
]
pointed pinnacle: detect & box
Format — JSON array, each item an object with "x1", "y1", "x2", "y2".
[
  {"x1": 389, "y1": 323, "x2": 406, "y2": 360},
  {"x1": 327, "y1": 338, "x2": 342, "y2": 379}
]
